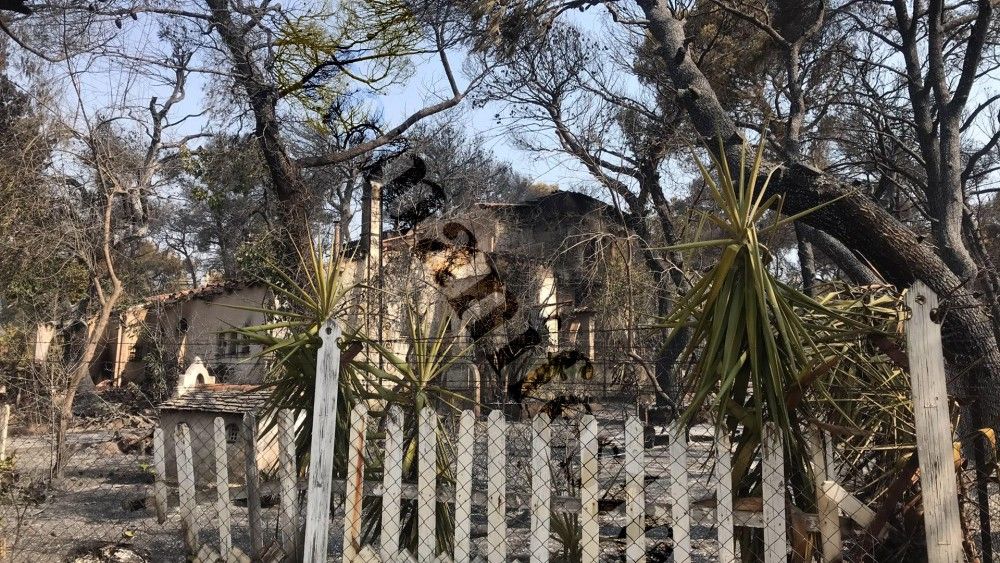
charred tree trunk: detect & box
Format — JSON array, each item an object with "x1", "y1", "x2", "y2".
[
  {"x1": 54, "y1": 204, "x2": 123, "y2": 479},
  {"x1": 205, "y1": 0, "x2": 312, "y2": 269},
  {"x1": 795, "y1": 222, "x2": 816, "y2": 296},
  {"x1": 775, "y1": 164, "x2": 1000, "y2": 430},
  {"x1": 800, "y1": 223, "x2": 882, "y2": 286}
]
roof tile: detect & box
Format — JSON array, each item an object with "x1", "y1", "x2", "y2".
[{"x1": 158, "y1": 384, "x2": 271, "y2": 415}]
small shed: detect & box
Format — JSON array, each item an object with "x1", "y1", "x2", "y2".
[{"x1": 158, "y1": 382, "x2": 276, "y2": 486}]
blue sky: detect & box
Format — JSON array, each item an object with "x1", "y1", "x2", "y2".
[
  {"x1": 50, "y1": 5, "x2": 613, "y2": 198},
  {"x1": 368, "y1": 8, "x2": 613, "y2": 191},
  {"x1": 374, "y1": 53, "x2": 593, "y2": 189}
]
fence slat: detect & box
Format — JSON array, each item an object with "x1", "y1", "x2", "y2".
[
  {"x1": 303, "y1": 320, "x2": 343, "y2": 563},
  {"x1": 715, "y1": 432, "x2": 735, "y2": 563},
  {"x1": 152, "y1": 427, "x2": 168, "y2": 523},
  {"x1": 905, "y1": 282, "x2": 964, "y2": 563},
  {"x1": 193, "y1": 544, "x2": 220, "y2": 563},
  {"x1": 418, "y1": 407, "x2": 438, "y2": 561},
  {"x1": 454, "y1": 410, "x2": 475, "y2": 562},
  {"x1": 175, "y1": 423, "x2": 199, "y2": 554},
  {"x1": 356, "y1": 546, "x2": 381, "y2": 563},
  {"x1": 530, "y1": 415, "x2": 552, "y2": 562},
  {"x1": 381, "y1": 406, "x2": 404, "y2": 561},
  {"x1": 579, "y1": 415, "x2": 600, "y2": 563},
  {"x1": 278, "y1": 410, "x2": 299, "y2": 560},
  {"x1": 762, "y1": 423, "x2": 787, "y2": 563},
  {"x1": 242, "y1": 412, "x2": 263, "y2": 559},
  {"x1": 625, "y1": 415, "x2": 646, "y2": 563},
  {"x1": 487, "y1": 410, "x2": 507, "y2": 563},
  {"x1": 0, "y1": 404, "x2": 9, "y2": 460},
  {"x1": 343, "y1": 404, "x2": 369, "y2": 560},
  {"x1": 212, "y1": 417, "x2": 232, "y2": 560},
  {"x1": 669, "y1": 422, "x2": 691, "y2": 561},
  {"x1": 820, "y1": 480, "x2": 874, "y2": 527},
  {"x1": 810, "y1": 432, "x2": 842, "y2": 562}
]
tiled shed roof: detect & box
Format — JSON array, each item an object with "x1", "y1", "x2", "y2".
[
  {"x1": 145, "y1": 280, "x2": 253, "y2": 306},
  {"x1": 158, "y1": 384, "x2": 271, "y2": 414}
]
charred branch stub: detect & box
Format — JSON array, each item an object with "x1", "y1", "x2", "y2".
[
  {"x1": 380, "y1": 154, "x2": 446, "y2": 231},
  {"x1": 0, "y1": 0, "x2": 30, "y2": 15}
]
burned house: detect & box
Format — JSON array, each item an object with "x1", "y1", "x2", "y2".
[
  {"x1": 60, "y1": 171, "x2": 654, "y2": 415},
  {"x1": 344, "y1": 181, "x2": 656, "y2": 412},
  {"x1": 94, "y1": 282, "x2": 271, "y2": 388}
]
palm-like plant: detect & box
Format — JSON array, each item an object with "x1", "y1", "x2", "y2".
[
  {"x1": 233, "y1": 236, "x2": 359, "y2": 471},
  {"x1": 352, "y1": 304, "x2": 474, "y2": 555},
  {"x1": 352, "y1": 305, "x2": 475, "y2": 415},
  {"x1": 237, "y1": 236, "x2": 474, "y2": 556},
  {"x1": 803, "y1": 284, "x2": 912, "y2": 471},
  {"x1": 660, "y1": 139, "x2": 901, "y2": 559},
  {"x1": 663, "y1": 139, "x2": 854, "y2": 463}
]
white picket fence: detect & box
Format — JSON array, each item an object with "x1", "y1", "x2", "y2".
[
  {"x1": 296, "y1": 322, "x2": 804, "y2": 563},
  {"x1": 333, "y1": 405, "x2": 801, "y2": 563},
  {"x1": 152, "y1": 411, "x2": 300, "y2": 563},
  {"x1": 152, "y1": 405, "x2": 812, "y2": 563},
  {"x1": 151, "y1": 282, "x2": 968, "y2": 563}
]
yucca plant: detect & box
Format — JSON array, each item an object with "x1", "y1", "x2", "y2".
[
  {"x1": 804, "y1": 284, "x2": 997, "y2": 562},
  {"x1": 802, "y1": 284, "x2": 920, "y2": 560},
  {"x1": 232, "y1": 236, "x2": 360, "y2": 476},
  {"x1": 237, "y1": 236, "x2": 474, "y2": 557},
  {"x1": 659, "y1": 138, "x2": 899, "y2": 561},
  {"x1": 352, "y1": 304, "x2": 475, "y2": 556},
  {"x1": 796, "y1": 285, "x2": 998, "y2": 562},
  {"x1": 352, "y1": 304, "x2": 475, "y2": 415},
  {"x1": 803, "y1": 283, "x2": 912, "y2": 472},
  {"x1": 663, "y1": 138, "x2": 853, "y2": 463}
]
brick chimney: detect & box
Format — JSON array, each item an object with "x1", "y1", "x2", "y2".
[
  {"x1": 361, "y1": 175, "x2": 382, "y2": 282},
  {"x1": 359, "y1": 170, "x2": 383, "y2": 343}
]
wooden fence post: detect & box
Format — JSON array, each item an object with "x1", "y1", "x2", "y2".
[
  {"x1": 810, "y1": 432, "x2": 842, "y2": 562},
  {"x1": 174, "y1": 423, "x2": 199, "y2": 554},
  {"x1": 905, "y1": 281, "x2": 964, "y2": 563},
  {"x1": 529, "y1": 415, "x2": 552, "y2": 562},
  {"x1": 152, "y1": 427, "x2": 168, "y2": 523},
  {"x1": 303, "y1": 320, "x2": 342, "y2": 563},
  {"x1": 715, "y1": 433, "x2": 735, "y2": 563},
  {"x1": 579, "y1": 415, "x2": 600, "y2": 563},
  {"x1": 213, "y1": 417, "x2": 233, "y2": 561},
  {"x1": 417, "y1": 407, "x2": 438, "y2": 561},
  {"x1": 277, "y1": 410, "x2": 300, "y2": 561},
  {"x1": 486, "y1": 410, "x2": 507, "y2": 563},
  {"x1": 624, "y1": 415, "x2": 646, "y2": 563},
  {"x1": 342, "y1": 404, "x2": 368, "y2": 561},
  {"x1": 243, "y1": 412, "x2": 263, "y2": 559},
  {"x1": 380, "y1": 406, "x2": 404, "y2": 561},
  {"x1": 0, "y1": 403, "x2": 9, "y2": 460},
  {"x1": 761, "y1": 423, "x2": 786, "y2": 563},
  {"x1": 453, "y1": 410, "x2": 475, "y2": 562},
  {"x1": 669, "y1": 421, "x2": 691, "y2": 561}
]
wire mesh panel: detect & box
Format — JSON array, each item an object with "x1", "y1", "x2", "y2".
[
  {"x1": 0, "y1": 404, "x2": 304, "y2": 562},
  {"x1": 4, "y1": 396, "x2": 999, "y2": 562},
  {"x1": 303, "y1": 405, "x2": 807, "y2": 563},
  {"x1": 0, "y1": 400, "x2": 874, "y2": 561},
  {"x1": 5, "y1": 324, "x2": 1000, "y2": 563},
  {"x1": 0, "y1": 408, "x2": 170, "y2": 562},
  {"x1": 158, "y1": 411, "x2": 303, "y2": 563}
]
